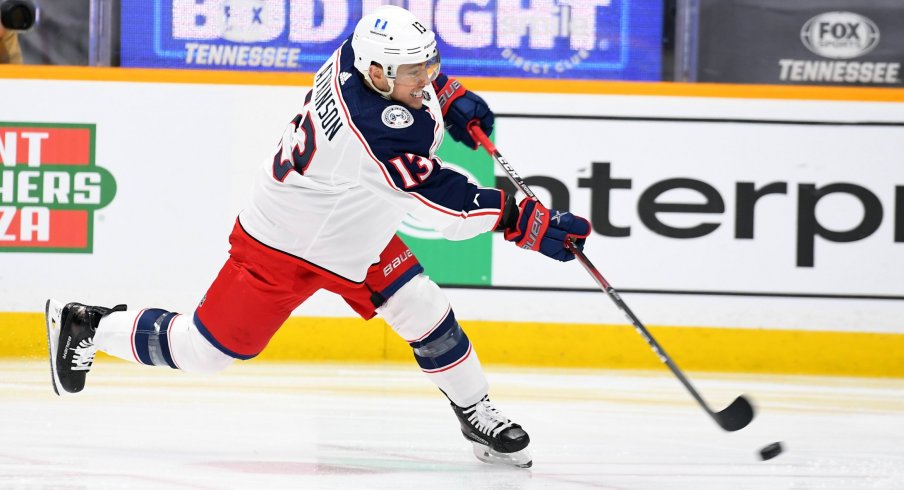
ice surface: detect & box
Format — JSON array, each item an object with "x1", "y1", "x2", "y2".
[{"x1": 2, "y1": 360, "x2": 903, "y2": 489}]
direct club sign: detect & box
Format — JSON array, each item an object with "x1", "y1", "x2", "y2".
[{"x1": 122, "y1": 0, "x2": 662, "y2": 80}]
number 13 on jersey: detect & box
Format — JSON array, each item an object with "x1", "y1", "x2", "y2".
[
  {"x1": 388, "y1": 153, "x2": 435, "y2": 189},
  {"x1": 272, "y1": 113, "x2": 317, "y2": 182}
]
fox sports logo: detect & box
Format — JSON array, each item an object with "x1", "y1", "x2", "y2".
[{"x1": 800, "y1": 11, "x2": 880, "y2": 59}]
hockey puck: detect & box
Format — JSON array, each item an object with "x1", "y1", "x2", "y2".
[{"x1": 759, "y1": 441, "x2": 784, "y2": 460}]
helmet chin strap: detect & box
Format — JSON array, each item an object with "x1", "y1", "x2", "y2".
[{"x1": 363, "y1": 72, "x2": 395, "y2": 99}]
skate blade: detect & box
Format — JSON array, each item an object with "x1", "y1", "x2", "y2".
[
  {"x1": 45, "y1": 299, "x2": 65, "y2": 396},
  {"x1": 471, "y1": 442, "x2": 532, "y2": 468}
]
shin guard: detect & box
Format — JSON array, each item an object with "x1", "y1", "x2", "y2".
[
  {"x1": 95, "y1": 308, "x2": 233, "y2": 374},
  {"x1": 378, "y1": 274, "x2": 489, "y2": 407}
]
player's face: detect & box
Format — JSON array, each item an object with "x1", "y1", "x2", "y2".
[{"x1": 390, "y1": 61, "x2": 436, "y2": 109}]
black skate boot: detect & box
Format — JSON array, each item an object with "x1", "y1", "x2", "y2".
[
  {"x1": 452, "y1": 395, "x2": 532, "y2": 468},
  {"x1": 45, "y1": 299, "x2": 126, "y2": 395}
]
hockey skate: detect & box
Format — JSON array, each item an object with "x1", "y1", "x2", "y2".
[
  {"x1": 45, "y1": 299, "x2": 126, "y2": 395},
  {"x1": 452, "y1": 395, "x2": 532, "y2": 468}
]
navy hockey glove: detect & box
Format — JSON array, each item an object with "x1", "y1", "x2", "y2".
[
  {"x1": 433, "y1": 73, "x2": 494, "y2": 150},
  {"x1": 503, "y1": 197, "x2": 591, "y2": 262}
]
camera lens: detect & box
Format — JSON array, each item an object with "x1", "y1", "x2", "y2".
[{"x1": 1, "y1": 0, "x2": 37, "y2": 31}]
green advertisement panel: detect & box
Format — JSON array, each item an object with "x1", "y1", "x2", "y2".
[{"x1": 398, "y1": 135, "x2": 495, "y2": 286}]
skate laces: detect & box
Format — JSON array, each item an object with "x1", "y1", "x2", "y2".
[
  {"x1": 465, "y1": 397, "x2": 514, "y2": 437},
  {"x1": 69, "y1": 337, "x2": 97, "y2": 371}
]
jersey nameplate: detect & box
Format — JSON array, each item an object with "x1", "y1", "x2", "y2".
[{"x1": 313, "y1": 62, "x2": 345, "y2": 141}]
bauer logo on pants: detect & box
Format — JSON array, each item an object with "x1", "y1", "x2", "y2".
[{"x1": 0, "y1": 123, "x2": 117, "y2": 252}]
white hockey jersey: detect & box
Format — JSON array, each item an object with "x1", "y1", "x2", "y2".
[{"x1": 238, "y1": 39, "x2": 504, "y2": 284}]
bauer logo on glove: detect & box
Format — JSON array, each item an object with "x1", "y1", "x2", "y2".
[{"x1": 504, "y1": 198, "x2": 592, "y2": 262}]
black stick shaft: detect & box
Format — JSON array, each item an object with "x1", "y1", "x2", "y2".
[
  {"x1": 568, "y1": 246, "x2": 718, "y2": 418},
  {"x1": 468, "y1": 124, "x2": 752, "y2": 431}
]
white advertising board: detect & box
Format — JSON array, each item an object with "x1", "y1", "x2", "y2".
[
  {"x1": 489, "y1": 113, "x2": 904, "y2": 295},
  {"x1": 0, "y1": 79, "x2": 301, "y2": 314},
  {"x1": 0, "y1": 74, "x2": 901, "y2": 333}
]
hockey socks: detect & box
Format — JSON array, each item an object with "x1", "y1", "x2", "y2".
[{"x1": 93, "y1": 308, "x2": 234, "y2": 374}]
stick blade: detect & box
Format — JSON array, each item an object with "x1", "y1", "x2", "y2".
[{"x1": 714, "y1": 395, "x2": 755, "y2": 431}]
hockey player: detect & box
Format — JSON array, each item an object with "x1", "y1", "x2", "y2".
[{"x1": 45, "y1": 5, "x2": 590, "y2": 468}]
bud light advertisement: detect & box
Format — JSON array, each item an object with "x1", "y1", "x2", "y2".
[{"x1": 120, "y1": 0, "x2": 663, "y2": 80}]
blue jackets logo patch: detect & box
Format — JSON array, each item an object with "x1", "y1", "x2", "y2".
[{"x1": 382, "y1": 105, "x2": 414, "y2": 129}]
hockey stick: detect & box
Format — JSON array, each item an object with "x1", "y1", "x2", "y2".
[{"x1": 468, "y1": 123, "x2": 754, "y2": 432}]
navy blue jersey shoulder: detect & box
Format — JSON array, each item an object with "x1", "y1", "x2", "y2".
[{"x1": 336, "y1": 39, "x2": 437, "y2": 161}]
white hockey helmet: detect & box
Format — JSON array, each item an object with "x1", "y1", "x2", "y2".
[{"x1": 352, "y1": 5, "x2": 441, "y2": 96}]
